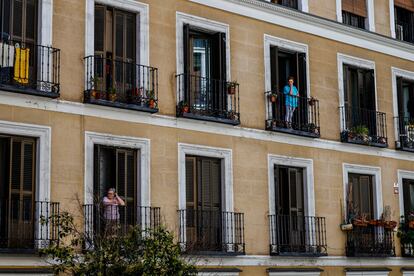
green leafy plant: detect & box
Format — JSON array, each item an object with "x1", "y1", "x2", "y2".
[
  {"x1": 40, "y1": 211, "x2": 196, "y2": 276},
  {"x1": 351, "y1": 125, "x2": 369, "y2": 136},
  {"x1": 397, "y1": 214, "x2": 414, "y2": 245}
]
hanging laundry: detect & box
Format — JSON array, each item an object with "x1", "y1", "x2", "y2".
[
  {"x1": 0, "y1": 42, "x2": 15, "y2": 67},
  {"x1": 14, "y1": 46, "x2": 30, "y2": 84}
]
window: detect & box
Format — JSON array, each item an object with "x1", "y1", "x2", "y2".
[
  {"x1": 396, "y1": 77, "x2": 414, "y2": 151},
  {"x1": 0, "y1": 136, "x2": 36, "y2": 250},
  {"x1": 0, "y1": 0, "x2": 60, "y2": 96},
  {"x1": 84, "y1": 4, "x2": 158, "y2": 112},
  {"x1": 266, "y1": 44, "x2": 319, "y2": 137},
  {"x1": 175, "y1": 17, "x2": 240, "y2": 125},
  {"x1": 271, "y1": 0, "x2": 298, "y2": 9},
  {"x1": 87, "y1": 145, "x2": 138, "y2": 237},
  {"x1": 342, "y1": 0, "x2": 367, "y2": 29},
  {"x1": 394, "y1": 1, "x2": 414, "y2": 43},
  {"x1": 340, "y1": 64, "x2": 387, "y2": 147},
  {"x1": 348, "y1": 173, "x2": 374, "y2": 219},
  {"x1": 403, "y1": 179, "x2": 414, "y2": 214},
  {"x1": 184, "y1": 156, "x2": 222, "y2": 252}
]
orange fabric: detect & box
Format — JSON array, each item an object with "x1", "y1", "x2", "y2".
[{"x1": 14, "y1": 47, "x2": 30, "y2": 84}]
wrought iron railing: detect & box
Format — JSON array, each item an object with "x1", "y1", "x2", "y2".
[
  {"x1": 84, "y1": 55, "x2": 159, "y2": 112},
  {"x1": 346, "y1": 225, "x2": 395, "y2": 257},
  {"x1": 398, "y1": 214, "x2": 414, "y2": 257},
  {"x1": 265, "y1": 90, "x2": 320, "y2": 137},
  {"x1": 340, "y1": 105, "x2": 388, "y2": 147},
  {"x1": 83, "y1": 204, "x2": 160, "y2": 247},
  {"x1": 175, "y1": 73, "x2": 240, "y2": 125},
  {"x1": 268, "y1": 214, "x2": 327, "y2": 256},
  {"x1": 395, "y1": 116, "x2": 414, "y2": 152},
  {"x1": 0, "y1": 38, "x2": 60, "y2": 97},
  {"x1": 178, "y1": 209, "x2": 245, "y2": 254},
  {"x1": 0, "y1": 200, "x2": 60, "y2": 252},
  {"x1": 395, "y1": 6, "x2": 414, "y2": 44}
]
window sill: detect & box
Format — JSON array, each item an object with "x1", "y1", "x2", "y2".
[
  {"x1": 177, "y1": 111, "x2": 240, "y2": 126},
  {"x1": 266, "y1": 124, "x2": 320, "y2": 138},
  {"x1": 0, "y1": 84, "x2": 60, "y2": 98},
  {"x1": 84, "y1": 96, "x2": 159, "y2": 114},
  {"x1": 340, "y1": 132, "x2": 388, "y2": 148}
]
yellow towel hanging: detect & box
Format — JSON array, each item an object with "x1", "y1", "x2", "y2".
[{"x1": 14, "y1": 47, "x2": 30, "y2": 84}]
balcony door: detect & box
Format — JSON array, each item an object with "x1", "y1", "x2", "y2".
[
  {"x1": 183, "y1": 24, "x2": 226, "y2": 113},
  {"x1": 185, "y1": 156, "x2": 222, "y2": 252},
  {"x1": 94, "y1": 5, "x2": 136, "y2": 98},
  {"x1": 269, "y1": 46, "x2": 308, "y2": 128},
  {"x1": 403, "y1": 179, "x2": 414, "y2": 215},
  {"x1": 274, "y1": 165, "x2": 305, "y2": 252},
  {"x1": 0, "y1": 0, "x2": 38, "y2": 86},
  {"x1": 343, "y1": 65, "x2": 376, "y2": 134},
  {"x1": 348, "y1": 173, "x2": 374, "y2": 219},
  {"x1": 394, "y1": 1, "x2": 414, "y2": 43},
  {"x1": 0, "y1": 136, "x2": 36, "y2": 249},
  {"x1": 397, "y1": 78, "x2": 414, "y2": 147},
  {"x1": 93, "y1": 145, "x2": 137, "y2": 230}
]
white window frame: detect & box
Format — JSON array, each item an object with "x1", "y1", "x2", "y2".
[
  {"x1": 84, "y1": 0, "x2": 149, "y2": 65},
  {"x1": 402, "y1": 269, "x2": 414, "y2": 276},
  {"x1": 336, "y1": 0, "x2": 375, "y2": 32},
  {"x1": 199, "y1": 272, "x2": 239, "y2": 276},
  {"x1": 337, "y1": 53, "x2": 377, "y2": 132},
  {"x1": 398, "y1": 169, "x2": 414, "y2": 216},
  {"x1": 84, "y1": 131, "x2": 151, "y2": 206},
  {"x1": 264, "y1": 34, "x2": 310, "y2": 121},
  {"x1": 178, "y1": 143, "x2": 234, "y2": 250},
  {"x1": 391, "y1": 67, "x2": 414, "y2": 144},
  {"x1": 264, "y1": 0, "x2": 309, "y2": 12},
  {"x1": 346, "y1": 271, "x2": 389, "y2": 276},
  {"x1": 267, "y1": 154, "x2": 315, "y2": 217},
  {"x1": 38, "y1": 0, "x2": 53, "y2": 47},
  {"x1": 175, "y1": 12, "x2": 231, "y2": 80},
  {"x1": 389, "y1": 0, "x2": 396, "y2": 38},
  {"x1": 0, "y1": 120, "x2": 51, "y2": 247},
  {"x1": 342, "y1": 163, "x2": 383, "y2": 220}
]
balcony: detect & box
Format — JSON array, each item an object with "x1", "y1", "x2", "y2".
[
  {"x1": 178, "y1": 209, "x2": 245, "y2": 255},
  {"x1": 346, "y1": 225, "x2": 395, "y2": 257},
  {"x1": 0, "y1": 39, "x2": 60, "y2": 98},
  {"x1": 265, "y1": 91, "x2": 320, "y2": 138},
  {"x1": 0, "y1": 200, "x2": 60, "y2": 253},
  {"x1": 268, "y1": 214, "x2": 327, "y2": 256},
  {"x1": 83, "y1": 204, "x2": 160, "y2": 247},
  {"x1": 271, "y1": 0, "x2": 298, "y2": 9},
  {"x1": 395, "y1": 116, "x2": 414, "y2": 152},
  {"x1": 176, "y1": 74, "x2": 240, "y2": 125},
  {"x1": 84, "y1": 55, "x2": 159, "y2": 113},
  {"x1": 398, "y1": 214, "x2": 414, "y2": 257},
  {"x1": 340, "y1": 105, "x2": 388, "y2": 148}
]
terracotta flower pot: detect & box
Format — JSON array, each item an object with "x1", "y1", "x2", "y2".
[
  {"x1": 269, "y1": 95, "x2": 277, "y2": 103},
  {"x1": 182, "y1": 106, "x2": 189, "y2": 113},
  {"x1": 148, "y1": 99, "x2": 156, "y2": 109},
  {"x1": 228, "y1": 86, "x2": 236, "y2": 95},
  {"x1": 91, "y1": 90, "x2": 100, "y2": 100}
]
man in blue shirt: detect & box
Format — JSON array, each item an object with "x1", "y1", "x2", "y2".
[{"x1": 283, "y1": 76, "x2": 299, "y2": 128}]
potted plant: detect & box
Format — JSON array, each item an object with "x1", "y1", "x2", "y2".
[
  {"x1": 107, "y1": 87, "x2": 117, "y2": 102},
  {"x1": 146, "y1": 89, "x2": 156, "y2": 109},
  {"x1": 352, "y1": 215, "x2": 369, "y2": 227},
  {"x1": 350, "y1": 125, "x2": 369, "y2": 143},
  {"x1": 269, "y1": 93, "x2": 277, "y2": 103},
  {"x1": 179, "y1": 101, "x2": 189, "y2": 113},
  {"x1": 308, "y1": 96, "x2": 317, "y2": 106},
  {"x1": 227, "y1": 81, "x2": 238, "y2": 95},
  {"x1": 90, "y1": 76, "x2": 102, "y2": 100}
]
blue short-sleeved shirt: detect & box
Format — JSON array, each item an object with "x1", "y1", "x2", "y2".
[{"x1": 283, "y1": 85, "x2": 299, "y2": 108}]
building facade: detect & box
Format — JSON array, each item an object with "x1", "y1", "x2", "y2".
[{"x1": 0, "y1": 0, "x2": 414, "y2": 275}]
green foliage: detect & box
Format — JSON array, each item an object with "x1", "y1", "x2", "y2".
[
  {"x1": 40, "y1": 212, "x2": 197, "y2": 276},
  {"x1": 397, "y1": 215, "x2": 414, "y2": 245},
  {"x1": 350, "y1": 125, "x2": 369, "y2": 136}
]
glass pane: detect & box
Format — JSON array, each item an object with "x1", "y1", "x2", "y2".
[
  {"x1": 12, "y1": 0, "x2": 23, "y2": 38},
  {"x1": 115, "y1": 13, "x2": 123, "y2": 58},
  {"x1": 25, "y1": 0, "x2": 36, "y2": 40},
  {"x1": 94, "y1": 6, "x2": 105, "y2": 52},
  {"x1": 125, "y1": 14, "x2": 134, "y2": 61},
  {"x1": 1, "y1": 0, "x2": 11, "y2": 35}
]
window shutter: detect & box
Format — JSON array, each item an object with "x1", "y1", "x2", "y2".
[
  {"x1": 185, "y1": 156, "x2": 195, "y2": 209},
  {"x1": 211, "y1": 159, "x2": 221, "y2": 210},
  {"x1": 342, "y1": 0, "x2": 367, "y2": 17},
  {"x1": 211, "y1": 32, "x2": 227, "y2": 110},
  {"x1": 183, "y1": 24, "x2": 190, "y2": 75},
  {"x1": 10, "y1": 140, "x2": 21, "y2": 192},
  {"x1": 117, "y1": 150, "x2": 126, "y2": 199},
  {"x1": 200, "y1": 159, "x2": 211, "y2": 209},
  {"x1": 94, "y1": 5, "x2": 105, "y2": 53},
  {"x1": 397, "y1": 77, "x2": 404, "y2": 117},
  {"x1": 270, "y1": 46, "x2": 279, "y2": 92},
  {"x1": 22, "y1": 141, "x2": 34, "y2": 193},
  {"x1": 363, "y1": 69, "x2": 375, "y2": 111},
  {"x1": 1, "y1": 0, "x2": 11, "y2": 35},
  {"x1": 126, "y1": 151, "x2": 135, "y2": 205},
  {"x1": 25, "y1": 0, "x2": 36, "y2": 41},
  {"x1": 395, "y1": 0, "x2": 414, "y2": 12},
  {"x1": 298, "y1": 53, "x2": 307, "y2": 97}
]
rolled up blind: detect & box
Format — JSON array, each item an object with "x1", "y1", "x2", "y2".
[
  {"x1": 342, "y1": 0, "x2": 367, "y2": 17},
  {"x1": 395, "y1": 0, "x2": 414, "y2": 12}
]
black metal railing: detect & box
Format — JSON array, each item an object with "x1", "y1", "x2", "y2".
[
  {"x1": 83, "y1": 204, "x2": 160, "y2": 247},
  {"x1": 346, "y1": 225, "x2": 395, "y2": 257},
  {"x1": 268, "y1": 214, "x2": 327, "y2": 256},
  {"x1": 178, "y1": 209, "x2": 245, "y2": 254},
  {"x1": 271, "y1": 0, "x2": 298, "y2": 9},
  {"x1": 395, "y1": 6, "x2": 414, "y2": 44},
  {"x1": 0, "y1": 200, "x2": 60, "y2": 252},
  {"x1": 395, "y1": 116, "x2": 414, "y2": 152},
  {"x1": 398, "y1": 214, "x2": 414, "y2": 257},
  {"x1": 84, "y1": 55, "x2": 159, "y2": 113},
  {"x1": 265, "y1": 90, "x2": 320, "y2": 138},
  {"x1": 176, "y1": 73, "x2": 240, "y2": 125},
  {"x1": 340, "y1": 105, "x2": 388, "y2": 147},
  {"x1": 0, "y1": 38, "x2": 60, "y2": 97}
]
